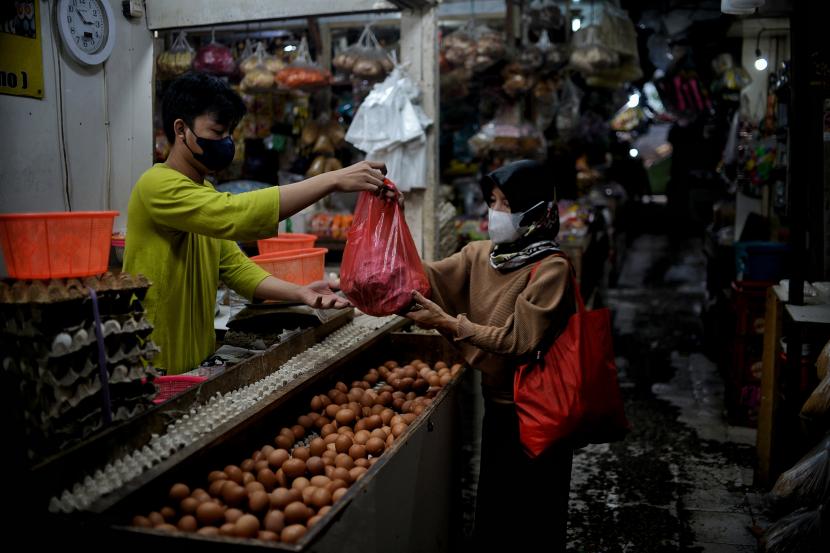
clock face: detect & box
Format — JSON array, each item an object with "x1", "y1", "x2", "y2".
[
  {"x1": 57, "y1": 0, "x2": 115, "y2": 66},
  {"x1": 64, "y1": 0, "x2": 108, "y2": 54}
]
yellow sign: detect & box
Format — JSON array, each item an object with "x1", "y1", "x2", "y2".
[{"x1": 0, "y1": 1, "x2": 44, "y2": 99}]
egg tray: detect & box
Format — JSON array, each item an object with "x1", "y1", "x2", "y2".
[{"x1": 73, "y1": 332, "x2": 467, "y2": 552}]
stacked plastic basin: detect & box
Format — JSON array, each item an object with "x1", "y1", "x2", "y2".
[{"x1": 253, "y1": 233, "x2": 326, "y2": 285}]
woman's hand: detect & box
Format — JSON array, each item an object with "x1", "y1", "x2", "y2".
[
  {"x1": 404, "y1": 291, "x2": 457, "y2": 334},
  {"x1": 330, "y1": 161, "x2": 388, "y2": 193},
  {"x1": 298, "y1": 279, "x2": 351, "y2": 310}
]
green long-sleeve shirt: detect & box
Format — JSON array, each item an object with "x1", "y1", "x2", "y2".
[{"x1": 124, "y1": 164, "x2": 279, "y2": 374}]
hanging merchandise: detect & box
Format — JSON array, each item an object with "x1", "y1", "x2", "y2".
[
  {"x1": 527, "y1": 0, "x2": 565, "y2": 30},
  {"x1": 532, "y1": 76, "x2": 559, "y2": 130},
  {"x1": 239, "y1": 42, "x2": 277, "y2": 94},
  {"x1": 442, "y1": 20, "x2": 505, "y2": 73},
  {"x1": 304, "y1": 115, "x2": 346, "y2": 177},
  {"x1": 332, "y1": 24, "x2": 394, "y2": 80},
  {"x1": 569, "y1": 2, "x2": 642, "y2": 87},
  {"x1": 711, "y1": 53, "x2": 752, "y2": 103},
  {"x1": 156, "y1": 31, "x2": 194, "y2": 79},
  {"x1": 502, "y1": 61, "x2": 537, "y2": 97},
  {"x1": 556, "y1": 77, "x2": 583, "y2": 139},
  {"x1": 340, "y1": 179, "x2": 430, "y2": 316},
  {"x1": 769, "y1": 433, "x2": 830, "y2": 509},
  {"x1": 468, "y1": 104, "x2": 546, "y2": 159},
  {"x1": 275, "y1": 36, "x2": 332, "y2": 90},
  {"x1": 761, "y1": 506, "x2": 827, "y2": 553},
  {"x1": 192, "y1": 31, "x2": 237, "y2": 76},
  {"x1": 801, "y1": 371, "x2": 830, "y2": 421},
  {"x1": 346, "y1": 65, "x2": 432, "y2": 191}
]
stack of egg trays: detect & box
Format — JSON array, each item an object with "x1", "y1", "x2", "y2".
[{"x1": 0, "y1": 273, "x2": 160, "y2": 463}]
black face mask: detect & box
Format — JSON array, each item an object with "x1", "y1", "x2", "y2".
[{"x1": 183, "y1": 126, "x2": 235, "y2": 171}]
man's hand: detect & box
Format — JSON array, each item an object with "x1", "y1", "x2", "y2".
[
  {"x1": 330, "y1": 161, "x2": 389, "y2": 194},
  {"x1": 298, "y1": 279, "x2": 351, "y2": 310},
  {"x1": 404, "y1": 291, "x2": 457, "y2": 334}
]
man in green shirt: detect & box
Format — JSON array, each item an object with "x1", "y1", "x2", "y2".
[{"x1": 124, "y1": 72, "x2": 387, "y2": 374}]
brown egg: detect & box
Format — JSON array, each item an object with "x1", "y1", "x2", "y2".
[
  {"x1": 180, "y1": 497, "x2": 199, "y2": 515},
  {"x1": 208, "y1": 479, "x2": 228, "y2": 497},
  {"x1": 428, "y1": 374, "x2": 441, "y2": 387},
  {"x1": 440, "y1": 374, "x2": 452, "y2": 386},
  {"x1": 402, "y1": 413, "x2": 417, "y2": 424},
  {"x1": 365, "y1": 415, "x2": 382, "y2": 430},
  {"x1": 291, "y1": 424, "x2": 306, "y2": 440},
  {"x1": 332, "y1": 487, "x2": 348, "y2": 503},
  {"x1": 413, "y1": 378, "x2": 429, "y2": 393},
  {"x1": 239, "y1": 459, "x2": 254, "y2": 473},
  {"x1": 318, "y1": 505, "x2": 332, "y2": 517},
  {"x1": 434, "y1": 361, "x2": 448, "y2": 370},
  {"x1": 292, "y1": 476, "x2": 310, "y2": 491},
  {"x1": 354, "y1": 458, "x2": 370, "y2": 468},
  {"x1": 242, "y1": 472, "x2": 256, "y2": 485},
  {"x1": 132, "y1": 515, "x2": 152, "y2": 528},
  {"x1": 310, "y1": 475, "x2": 331, "y2": 488},
  {"x1": 301, "y1": 485, "x2": 318, "y2": 504},
  {"x1": 252, "y1": 450, "x2": 264, "y2": 462},
  {"x1": 348, "y1": 444, "x2": 367, "y2": 459},
  {"x1": 324, "y1": 403, "x2": 340, "y2": 419},
  {"x1": 258, "y1": 530, "x2": 280, "y2": 542},
  {"x1": 225, "y1": 508, "x2": 244, "y2": 523},
  {"x1": 347, "y1": 389, "x2": 363, "y2": 403},
  {"x1": 334, "y1": 408, "x2": 355, "y2": 427},
  {"x1": 298, "y1": 415, "x2": 314, "y2": 429},
  {"x1": 281, "y1": 524, "x2": 307, "y2": 544},
  {"x1": 284, "y1": 501, "x2": 311, "y2": 525},
  {"x1": 264, "y1": 510, "x2": 285, "y2": 533},
  {"x1": 275, "y1": 468, "x2": 287, "y2": 487},
  {"x1": 257, "y1": 468, "x2": 278, "y2": 491},
  {"x1": 334, "y1": 434, "x2": 353, "y2": 454},
  {"x1": 176, "y1": 515, "x2": 198, "y2": 532},
  {"x1": 335, "y1": 454, "x2": 355, "y2": 470},
  {"x1": 254, "y1": 460, "x2": 270, "y2": 472},
  {"x1": 310, "y1": 395, "x2": 323, "y2": 412},
  {"x1": 306, "y1": 456, "x2": 326, "y2": 476},
  {"x1": 332, "y1": 467, "x2": 352, "y2": 484},
  {"x1": 369, "y1": 457, "x2": 379, "y2": 466},
  {"x1": 219, "y1": 522, "x2": 236, "y2": 536},
  {"x1": 155, "y1": 523, "x2": 177, "y2": 532},
  {"x1": 347, "y1": 401, "x2": 362, "y2": 415},
  {"x1": 282, "y1": 458, "x2": 306, "y2": 479},
  {"x1": 324, "y1": 433, "x2": 340, "y2": 445},
  {"x1": 270, "y1": 487, "x2": 300, "y2": 510},
  {"x1": 309, "y1": 438, "x2": 326, "y2": 457},
  {"x1": 249, "y1": 490, "x2": 270, "y2": 513},
  {"x1": 364, "y1": 372, "x2": 379, "y2": 385},
  {"x1": 321, "y1": 424, "x2": 337, "y2": 438},
  {"x1": 402, "y1": 400, "x2": 413, "y2": 413},
  {"x1": 275, "y1": 434, "x2": 294, "y2": 450},
  {"x1": 160, "y1": 506, "x2": 177, "y2": 521},
  {"x1": 245, "y1": 481, "x2": 266, "y2": 494},
  {"x1": 223, "y1": 465, "x2": 243, "y2": 484},
  {"x1": 366, "y1": 437, "x2": 385, "y2": 456},
  {"x1": 324, "y1": 465, "x2": 336, "y2": 479},
  {"x1": 168, "y1": 483, "x2": 190, "y2": 502},
  {"x1": 310, "y1": 487, "x2": 332, "y2": 509},
  {"x1": 355, "y1": 417, "x2": 368, "y2": 431},
  {"x1": 147, "y1": 511, "x2": 165, "y2": 526},
  {"x1": 307, "y1": 515, "x2": 323, "y2": 528},
  {"x1": 354, "y1": 430, "x2": 371, "y2": 445},
  {"x1": 337, "y1": 426, "x2": 354, "y2": 437},
  {"x1": 196, "y1": 502, "x2": 225, "y2": 526},
  {"x1": 371, "y1": 404, "x2": 385, "y2": 416},
  {"x1": 327, "y1": 479, "x2": 348, "y2": 493},
  {"x1": 336, "y1": 381, "x2": 349, "y2": 393},
  {"x1": 222, "y1": 483, "x2": 247, "y2": 507},
  {"x1": 234, "y1": 514, "x2": 260, "y2": 538},
  {"x1": 322, "y1": 449, "x2": 338, "y2": 464},
  {"x1": 379, "y1": 410, "x2": 394, "y2": 426},
  {"x1": 391, "y1": 423, "x2": 408, "y2": 438},
  {"x1": 191, "y1": 488, "x2": 210, "y2": 502},
  {"x1": 370, "y1": 428, "x2": 387, "y2": 441},
  {"x1": 197, "y1": 526, "x2": 219, "y2": 537},
  {"x1": 268, "y1": 448, "x2": 290, "y2": 469}
]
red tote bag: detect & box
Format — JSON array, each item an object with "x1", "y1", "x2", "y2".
[
  {"x1": 514, "y1": 258, "x2": 630, "y2": 458},
  {"x1": 340, "y1": 179, "x2": 430, "y2": 316}
]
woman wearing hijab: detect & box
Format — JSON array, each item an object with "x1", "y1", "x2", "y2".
[{"x1": 405, "y1": 160, "x2": 575, "y2": 551}]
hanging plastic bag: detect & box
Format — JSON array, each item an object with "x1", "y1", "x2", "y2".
[
  {"x1": 275, "y1": 36, "x2": 331, "y2": 90},
  {"x1": 192, "y1": 32, "x2": 237, "y2": 76},
  {"x1": 333, "y1": 25, "x2": 393, "y2": 80},
  {"x1": 240, "y1": 42, "x2": 276, "y2": 94},
  {"x1": 762, "y1": 506, "x2": 827, "y2": 553},
  {"x1": 514, "y1": 257, "x2": 630, "y2": 457},
  {"x1": 442, "y1": 21, "x2": 505, "y2": 73},
  {"x1": 468, "y1": 104, "x2": 545, "y2": 158},
  {"x1": 801, "y1": 371, "x2": 830, "y2": 420},
  {"x1": 340, "y1": 179, "x2": 430, "y2": 316},
  {"x1": 156, "y1": 31, "x2": 194, "y2": 79},
  {"x1": 770, "y1": 433, "x2": 830, "y2": 508}
]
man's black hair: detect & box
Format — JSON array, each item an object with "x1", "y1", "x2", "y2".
[{"x1": 161, "y1": 72, "x2": 246, "y2": 143}]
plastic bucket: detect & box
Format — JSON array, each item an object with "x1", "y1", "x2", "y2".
[
  {"x1": 0, "y1": 211, "x2": 119, "y2": 279},
  {"x1": 734, "y1": 241, "x2": 791, "y2": 282},
  {"x1": 251, "y1": 247, "x2": 328, "y2": 285},
  {"x1": 257, "y1": 233, "x2": 318, "y2": 255}
]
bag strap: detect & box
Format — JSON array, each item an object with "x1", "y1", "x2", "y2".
[{"x1": 526, "y1": 253, "x2": 585, "y2": 312}]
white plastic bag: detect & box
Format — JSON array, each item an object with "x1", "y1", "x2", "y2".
[{"x1": 770, "y1": 433, "x2": 830, "y2": 507}]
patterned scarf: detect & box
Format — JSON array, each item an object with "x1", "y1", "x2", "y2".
[{"x1": 489, "y1": 201, "x2": 561, "y2": 271}]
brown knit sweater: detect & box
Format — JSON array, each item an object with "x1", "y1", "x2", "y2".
[{"x1": 425, "y1": 240, "x2": 574, "y2": 403}]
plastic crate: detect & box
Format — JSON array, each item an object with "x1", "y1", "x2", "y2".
[
  {"x1": 152, "y1": 375, "x2": 207, "y2": 404},
  {"x1": 0, "y1": 211, "x2": 119, "y2": 279}
]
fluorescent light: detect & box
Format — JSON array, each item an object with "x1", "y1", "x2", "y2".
[
  {"x1": 627, "y1": 93, "x2": 640, "y2": 108},
  {"x1": 284, "y1": 44, "x2": 297, "y2": 52},
  {"x1": 754, "y1": 56, "x2": 768, "y2": 71},
  {"x1": 629, "y1": 148, "x2": 639, "y2": 158},
  {"x1": 572, "y1": 18, "x2": 581, "y2": 32}
]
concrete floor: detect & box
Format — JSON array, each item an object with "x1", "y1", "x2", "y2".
[{"x1": 567, "y1": 234, "x2": 767, "y2": 552}]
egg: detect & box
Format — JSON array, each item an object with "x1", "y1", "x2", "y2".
[
  {"x1": 354, "y1": 430, "x2": 371, "y2": 445},
  {"x1": 240, "y1": 459, "x2": 255, "y2": 473},
  {"x1": 191, "y1": 488, "x2": 211, "y2": 502},
  {"x1": 275, "y1": 434, "x2": 294, "y2": 450},
  {"x1": 370, "y1": 428, "x2": 387, "y2": 441},
  {"x1": 310, "y1": 475, "x2": 331, "y2": 488},
  {"x1": 324, "y1": 403, "x2": 339, "y2": 419},
  {"x1": 365, "y1": 415, "x2": 382, "y2": 430},
  {"x1": 293, "y1": 447, "x2": 311, "y2": 461},
  {"x1": 258, "y1": 530, "x2": 280, "y2": 542},
  {"x1": 348, "y1": 444, "x2": 367, "y2": 459},
  {"x1": 155, "y1": 523, "x2": 177, "y2": 532},
  {"x1": 268, "y1": 448, "x2": 290, "y2": 469},
  {"x1": 168, "y1": 483, "x2": 190, "y2": 502},
  {"x1": 132, "y1": 515, "x2": 152, "y2": 528},
  {"x1": 221, "y1": 483, "x2": 247, "y2": 506},
  {"x1": 402, "y1": 413, "x2": 417, "y2": 424},
  {"x1": 332, "y1": 467, "x2": 352, "y2": 484},
  {"x1": 197, "y1": 526, "x2": 219, "y2": 537},
  {"x1": 252, "y1": 450, "x2": 264, "y2": 462},
  {"x1": 306, "y1": 456, "x2": 326, "y2": 476},
  {"x1": 254, "y1": 459, "x2": 270, "y2": 472},
  {"x1": 322, "y1": 450, "x2": 338, "y2": 465},
  {"x1": 180, "y1": 497, "x2": 199, "y2": 515},
  {"x1": 298, "y1": 415, "x2": 314, "y2": 429},
  {"x1": 366, "y1": 437, "x2": 385, "y2": 456},
  {"x1": 196, "y1": 502, "x2": 224, "y2": 526},
  {"x1": 335, "y1": 454, "x2": 355, "y2": 470},
  {"x1": 242, "y1": 472, "x2": 256, "y2": 485},
  {"x1": 309, "y1": 438, "x2": 326, "y2": 457},
  {"x1": 321, "y1": 424, "x2": 337, "y2": 438},
  {"x1": 275, "y1": 469, "x2": 287, "y2": 487},
  {"x1": 349, "y1": 466, "x2": 368, "y2": 482},
  {"x1": 391, "y1": 423, "x2": 408, "y2": 438},
  {"x1": 291, "y1": 424, "x2": 306, "y2": 439},
  {"x1": 264, "y1": 509, "x2": 286, "y2": 533},
  {"x1": 332, "y1": 487, "x2": 348, "y2": 503},
  {"x1": 234, "y1": 514, "x2": 260, "y2": 538},
  {"x1": 219, "y1": 522, "x2": 236, "y2": 536},
  {"x1": 249, "y1": 490, "x2": 270, "y2": 513},
  {"x1": 307, "y1": 515, "x2": 323, "y2": 528},
  {"x1": 207, "y1": 480, "x2": 227, "y2": 498},
  {"x1": 386, "y1": 434, "x2": 395, "y2": 447},
  {"x1": 284, "y1": 501, "x2": 311, "y2": 525},
  {"x1": 222, "y1": 465, "x2": 242, "y2": 484},
  {"x1": 148, "y1": 511, "x2": 165, "y2": 526},
  {"x1": 261, "y1": 444, "x2": 275, "y2": 456},
  {"x1": 177, "y1": 515, "x2": 198, "y2": 532},
  {"x1": 301, "y1": 485, "x2": 318, "y2": 504},
  {"x1": 354, "y1": 458, "x2": 370, "y2": 469},
  {"x1": 270, "y1": 487, "x2": 300, "y2": 510},
  {"x1": 324, "y1": 433, "x2": 339, "y2": 445},
  {"x1": 282, "y1": 458, "x2": 307, "y2": 479},
  {"x1": 334, "y1": 434, "x2": 353, "y2": 454},
  {"x1": 224, "y1": 508, "x2": 244, "y2": 523},
  {"x1": 160, "y1": 506, "x2": 177, "y2": 521},
  {"x1": 364, "y1": 372, "x2": 379, "y2": 385},
  {"x1": 318, "y1": 505, "x2": 332, "y2": 517},
  {"x1": 335, "y1": 408, "x2": 356, "y2": 426},
  {"x1": 281, "y1": 524, "x2": 307, "y2": 544},
  {"x1": 292, "y1": 476, "x2": 310, "y2": 491}
]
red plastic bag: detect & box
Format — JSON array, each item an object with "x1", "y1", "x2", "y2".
[
  {"x1": 514, "y1": 258, "x2": 629, "y2": 457},
  {"x1": 340, "y1": 179, "x2": 430, "y2": 316},
  {"x1": 193, "y1": 41, "x2": 237, "y2": 76}
]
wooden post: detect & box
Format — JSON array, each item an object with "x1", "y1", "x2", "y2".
[
  {"x1": 756, "y1": 286, "x2": 784, "y2": 485},
  {"x1": 400, "y1": 6, "x2": 439, "y2": 261}
]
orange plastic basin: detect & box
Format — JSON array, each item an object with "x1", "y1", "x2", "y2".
[
  {"x1": 0, "y1": 211, "x2": 119, "y2": 279},
  {"x1": 257, "y1": 233, "x2": 318, "y2": 255},
  {"x1": 251, "y1": 247, "x2": 328, "y2": 286}
]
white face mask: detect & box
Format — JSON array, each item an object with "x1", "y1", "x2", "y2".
[{"x1": 488, "y1": 201, "x2": 547, "y2": 244}]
